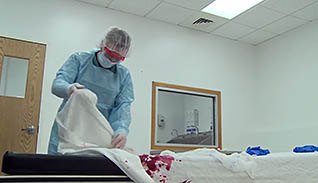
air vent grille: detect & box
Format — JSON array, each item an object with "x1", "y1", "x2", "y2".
[{"x1": 193, "y1": 18, "x2": 214, "y2": 25}]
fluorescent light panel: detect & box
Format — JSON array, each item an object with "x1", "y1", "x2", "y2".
[{"x1": 202, "y1": 0, "x2": 265, "y2": 19}]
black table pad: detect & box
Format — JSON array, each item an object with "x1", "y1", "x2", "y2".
[{"x1": 1, "y1": 151, "x2": 129, "y2": 177}]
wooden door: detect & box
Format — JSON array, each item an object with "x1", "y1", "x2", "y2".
[{"x1": 0, "y1": 36, "x2": 46, "y2": 173}]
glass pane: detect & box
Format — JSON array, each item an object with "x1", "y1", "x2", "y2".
[
  {"x1": 156, "y1": 89, "x2": 216, "y2": 147},
  {"x1": 0, "y1": 56, "x2": 29, "y2": 98}
]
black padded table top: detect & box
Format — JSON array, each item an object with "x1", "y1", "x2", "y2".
[
  {"x1": 0, "y1": 175, "x2": 132, "y2": 182},
  {"x1": 1, "y1": 151, "x2": 130, "y2": 178}
]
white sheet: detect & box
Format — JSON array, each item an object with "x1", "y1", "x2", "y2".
[
  {"x1": 55, "y1": 89, "x2": 154, "y2": 182},
  {"x1": 55, "y1": 89, "x2": 318, "y2": 183},
  {"x1": 56, "y1": 89, "x2": 114, "y2": 152},
  {"x1": 252, "y1": 152, "x2": 318, "y2": 182},
  {"x1": 142, "y1": 149, "x2": 256, "y2": 183},
  {"x1": 66, "y1": 148, "x2": 318, "y2": 183},
  {"x1": 141, "y1": 150, "x2": 318, "y2": 183}
]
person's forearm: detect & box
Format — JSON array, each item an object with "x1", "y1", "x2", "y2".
[{"x1": 51, "y1": 78, "x2": 72, "y2": 98}]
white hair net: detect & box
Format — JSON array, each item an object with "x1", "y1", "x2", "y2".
[{"x1": 99, "y1": 27, "x2": 131, "y2": 57}]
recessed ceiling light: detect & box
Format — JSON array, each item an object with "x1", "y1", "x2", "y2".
[{"x1": 202, "y1": 0, "x2": 265, "y2": 19}]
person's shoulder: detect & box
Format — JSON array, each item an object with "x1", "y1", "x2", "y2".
[
  {"x1": 116, "y1": 64, "x2": 132, "y2": 83},
  {"x1": 69, "y1": 49, "x2": 98, "y2": 62},
  {"x1": 116, "y1": 64, "x2": 130, "y2": 75},
  {"x1": 74, "y1": 49, "x2": 97, "y2": 58}
]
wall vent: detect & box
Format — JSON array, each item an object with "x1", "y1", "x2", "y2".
[{"x1": 193, "y1": 18, "x2": 214, "y2": 25}]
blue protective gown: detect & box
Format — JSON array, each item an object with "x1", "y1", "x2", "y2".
[{"x1": 48, "y1": 49, "x2": 134, "y2": 154}]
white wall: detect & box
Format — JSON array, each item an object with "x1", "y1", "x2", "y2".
[
  {"x1": 157, "y1": 92, "x2": 185, "y2": 143},
  {"x1": 253, "y1": 20, "x2": 318, "y2": 152},
  {"x1": 0, "y1": 0, "x2": 257, "y2": 154}
]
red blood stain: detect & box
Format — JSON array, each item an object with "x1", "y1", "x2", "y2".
[{"x1": 139, "y1": 154, "x2": 175, "y2": 178}]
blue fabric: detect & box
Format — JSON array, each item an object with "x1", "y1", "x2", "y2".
[
  {"x1": 48, "y1": 49, "x2": 134, "y2": 154},
  {"x1": 246, "y1": 146, "x2": 270, "y2": 156},
  {"x1": 293, "y1": 145, "x2": 318, "y2": 153}
]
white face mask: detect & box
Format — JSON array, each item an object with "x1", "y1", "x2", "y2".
[{"x1": 97, "y1": 51, "x2": 116, "y2": 68}]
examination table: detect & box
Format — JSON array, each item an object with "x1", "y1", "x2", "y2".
[{"x1": 1, "y1": 151, "x2": 133, "y2": 182}]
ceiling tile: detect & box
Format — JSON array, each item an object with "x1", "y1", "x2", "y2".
[
  {"x1": 108, "y1": 0, "x2": 161, "y2": 16},
  {"x1": 212, "y1": 22, "x2": 256, "y2": 40},
  {"x1": 77, "y1": 0, "x2": 111, "y2": 7},
  {"x1": 293, "y1": 1, "x2": 318, "y2": 20},
  {"x1": 262, "y1": 15, "x2": 308, "y2": 34},
  {"x1": 179, "y1": 12, "x2": 228, "y2": 33},
  {"x1": 261, "y1": 0, "x2": 317, "y2": 14},
  {"x1": 163, "y1": 0, "x2": 214, "y2": 10},
  {"x1": 239, "y1": 30, "x2": 277, "y2": 45},
  {"x1": 146, "y1": 2, "x2": 195, "y2": 24},
  {"x1": 76, "y1": 0, "x2": 316, "y2": 46},
  {"x1": 233, "y1": 6, "x2": 285, "y2": 28}
]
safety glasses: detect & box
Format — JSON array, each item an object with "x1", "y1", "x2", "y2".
[{"x1": 104, "y1": 47, "x2": 126, "y2": 62}]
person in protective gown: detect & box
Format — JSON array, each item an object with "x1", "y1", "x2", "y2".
[{"x1": 48, "y1": 27, "x2": 134, "y2": 154}]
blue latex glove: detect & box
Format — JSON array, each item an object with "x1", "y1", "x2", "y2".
[
  {"x1": 293, "y1": 145, "x2": 318, "y2": 153},
  {"x1": 246, "y1": 146, "x2": 270, "y2": 156}
]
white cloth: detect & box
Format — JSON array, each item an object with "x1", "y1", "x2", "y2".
[
  {"x1": 54, "y1": 89, "x2": 318, "y2": 183},
  {"x1": 147, "y1": 149, "x2": 256, "y2": 183},
  {"x1": 65, "y1": 148, "x2": 154, "y2": 183},
  {"x1": 56, "y1": 89, "x2": 114, "y2": 152},
  {"x1": 252, "y1": 152, "x2": 318, "y2": 183},
  {"x1": 143, "y1": 149, "x2": 318, "y2": 183},
  {"x1": 55, "y1": 89, "x2": 153, "y2": 182}
]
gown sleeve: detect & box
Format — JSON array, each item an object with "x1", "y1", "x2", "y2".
[
  {"x1": 108, "y1": 71, "x2": 135, "y2": 136},
  {"x1": 51, "y1": 54, "x2": 80, "y2": 99}
]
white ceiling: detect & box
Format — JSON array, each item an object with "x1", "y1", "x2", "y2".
[{"x1": 77, "y1": 0, "x2": 318, "y2": 45}]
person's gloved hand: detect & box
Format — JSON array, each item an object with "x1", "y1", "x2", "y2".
[
  {"x1": 68, "y1": 83, "x2": 85, "y2": 96},
  {"x1": 111, "y1": 134, "x2": 127, "y2": 149}
]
